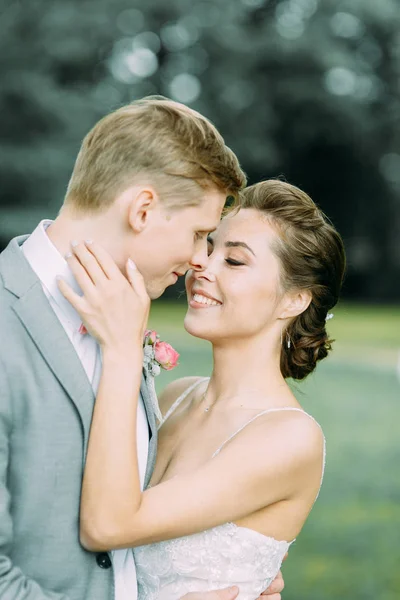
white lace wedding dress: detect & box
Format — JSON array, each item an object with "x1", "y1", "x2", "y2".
[{"x1": 134, "y1": 378, "x2": 325, "y2": 600}]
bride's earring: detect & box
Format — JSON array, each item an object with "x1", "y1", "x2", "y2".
[
  {"x1": 281, "y1": 327, "x2": 291, "y2": 349},
  {"x1": 286, "y1": 333, "x2": 291, "y2": 349}
]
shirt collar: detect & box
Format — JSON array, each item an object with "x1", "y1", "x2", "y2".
[{"x1": 22, "y1": 219, "x2": 84, "y2": 333}]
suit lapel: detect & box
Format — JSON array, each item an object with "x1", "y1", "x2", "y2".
[
  {"x1": 1, "y1": 236, "x2": 95, "y2": 457},
  {"x1": 140, "y1": 373, "x2": 158, "y2": 488}
]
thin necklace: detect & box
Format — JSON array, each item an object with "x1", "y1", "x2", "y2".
[
  {"x1": 200, "y1": 385, "x2": 286, "y2": 413},
  {"x1": 200, "y1": 391, "x2": 244, "y2": 413},
  {"x1": 200, "y1": 391, "x2": 213, "y2": 412}
]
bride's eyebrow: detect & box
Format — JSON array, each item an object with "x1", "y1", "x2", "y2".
[{"x1": 225, "y1": 241, "x2": 255, "y2": 256}]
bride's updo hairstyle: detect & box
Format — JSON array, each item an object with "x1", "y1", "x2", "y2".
[{"x1": 241, "y1": 180, "x2": 346, "y2": 380}]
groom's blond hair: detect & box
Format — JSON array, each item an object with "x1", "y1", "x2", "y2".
[{"x1": 64, "y1": 96, "x2": 246, "y2": 211}]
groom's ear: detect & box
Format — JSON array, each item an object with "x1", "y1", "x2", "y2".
[{"x1": 127, "y1": 186, "x2": 159, "y2": 233}]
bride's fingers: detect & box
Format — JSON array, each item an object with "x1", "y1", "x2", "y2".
[
  {"x1": 70, "y1": 241, "x2": 109, "y2": 286},
  {"x1": 65, "y1": 252, "x2": 96, "y2": 298},
  {"x1": 57, "y1": 277, "x2": 86, "y2": 314},
  {"x1": 84, "y1": 240, "x2": 122, "y2": 280},
  {"x1": 126, "y1": 259, "x2": 148, "y2": 298}
]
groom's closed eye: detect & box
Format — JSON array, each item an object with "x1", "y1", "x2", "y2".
[{"x1": 195, "y1": 229, "x2": 216, "y2": 241}]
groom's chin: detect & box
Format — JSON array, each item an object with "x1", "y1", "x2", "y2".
[
  {"x1": 147, "y1": 274, "x2": 181, "y2": 300},
  {"x1": 148, "y1": 289, "x2": 164, "y2": 300},
  {"x1": 146, "y1": 281, "x2": 168, "y2": 300}
]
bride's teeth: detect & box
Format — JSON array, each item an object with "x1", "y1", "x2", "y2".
[{"x1": 193, "y1": 293, "x2": 220, "y2": 306}]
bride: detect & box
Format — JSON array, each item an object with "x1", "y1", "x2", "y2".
[{"x1": 60, "y1": 179, "x2": 345, "y2": 599}]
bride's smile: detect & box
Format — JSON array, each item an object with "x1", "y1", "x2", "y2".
[
  {"x1": 184, "y1": 207, "x2": 297, "y2": 352},
  {"x1": 189, "y1": 289, "x2": 223, "y2": 308}
]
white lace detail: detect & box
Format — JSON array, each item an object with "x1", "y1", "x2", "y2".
[{"x1": 134, "y1": 522, "x2": 292, "y2": 600}]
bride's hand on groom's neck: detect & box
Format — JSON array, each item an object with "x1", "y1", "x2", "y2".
[{"x1": 57, "y1": 240, "x2": 150, "y2": 353}]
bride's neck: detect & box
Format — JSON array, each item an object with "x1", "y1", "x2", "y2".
[{"x1": 207, "y1": 334, "x2": 286, "y2": 407}]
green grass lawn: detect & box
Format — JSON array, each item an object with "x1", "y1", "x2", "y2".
[{"x1": 148, "y1": 301, "x2": 400, "y2": 600}]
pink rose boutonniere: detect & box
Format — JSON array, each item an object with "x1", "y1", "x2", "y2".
[
  {"x1": 143, "y1": 329, "x2": 179, "y2": 422},
  {"x1": 154, "y1": 341, "x2": 180, "y2": 371}
]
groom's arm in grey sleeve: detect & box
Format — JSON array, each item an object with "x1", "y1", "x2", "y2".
[{"x1": 0, "y1": 364, "x2": 69, "y2": 600}]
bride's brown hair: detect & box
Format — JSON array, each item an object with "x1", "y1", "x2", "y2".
[{"x1": 241, "y1": 180, "x2": 346, "y2": 380}]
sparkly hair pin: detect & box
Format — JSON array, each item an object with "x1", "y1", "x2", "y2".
[{"x1": 325, "y1": 313, "x2": 334, "y2": 322}]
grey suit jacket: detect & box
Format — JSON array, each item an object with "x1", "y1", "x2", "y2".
[{"x1": 0, "y1": 236, "x2": 158, "y2": 600}]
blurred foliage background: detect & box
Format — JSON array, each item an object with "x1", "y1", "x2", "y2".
[
  {"x1": 1, "y1": 0, "x2": 400, "y2": 301},
  {"x1": 1, "y1": 0, "x2": 399, "y2": 598}
]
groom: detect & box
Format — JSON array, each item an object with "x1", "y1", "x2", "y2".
[{"x1": 0, "y1": 97, "x2": 284, "y2": 600}]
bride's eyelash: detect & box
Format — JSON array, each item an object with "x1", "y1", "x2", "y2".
[{"x1": 225, "y1": 258, "x2": 244, "y2": 266}]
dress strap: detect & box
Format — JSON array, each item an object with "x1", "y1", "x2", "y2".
[
  {"x1": 211, "y1": 407, "x2": 326, "y2": 482},
  {"x1": 160, "y1": 377, "x2": 209, "y2": 426},
  {"x1": 211, "y1": 406, "x2": 326, "y2": 503}
]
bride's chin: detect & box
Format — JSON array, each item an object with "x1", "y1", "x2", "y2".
[{"x1": 183, "y1": 315, "x2": 215, "y2": 341}]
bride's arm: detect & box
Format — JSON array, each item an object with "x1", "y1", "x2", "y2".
[
  {"x1": 57, "y1": 240, "x2": 150, "y2": 544},
  {"x1": 83, "y1": 407, "x2": 321, "y2": 550},
  {"x1": 59, "y1": 242, "x2": 323, "y2": 553}
]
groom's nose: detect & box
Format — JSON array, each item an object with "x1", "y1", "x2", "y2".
[{"x1": 189, "y1": 242, "x2": 209, "y2": 272}]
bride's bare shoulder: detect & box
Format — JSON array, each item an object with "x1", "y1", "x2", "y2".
[{"x1": 158, "y1": 376, "x2": 206, "y2": 417}]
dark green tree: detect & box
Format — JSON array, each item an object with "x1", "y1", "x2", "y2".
[{"x1": 0, "y1": 0, "x2": 399, "y2": 299}]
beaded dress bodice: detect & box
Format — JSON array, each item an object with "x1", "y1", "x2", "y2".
[{"x1": 133, "y1": 378, "x2": 325, "y2": 600}]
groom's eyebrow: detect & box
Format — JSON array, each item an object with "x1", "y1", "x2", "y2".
[{"x1": 225, "y1": 241, "x2": 255, "y2": 256}]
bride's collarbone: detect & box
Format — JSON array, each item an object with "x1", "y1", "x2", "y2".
[
  {"x1": 160, "y1": 407, "x2": 238, "y2": 450},
  {"x1": 159, "y1": 398, "x2": 278, "y2": 463}
]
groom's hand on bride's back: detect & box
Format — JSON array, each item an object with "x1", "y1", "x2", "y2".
[
  {"x1": 259, "y1": 551, "x2": 287, "y2": 600},
  {"x1": 179, "y1": 564, "x2": 286, "y2": 600},
  {"x1": 180, "y1": 552, "x2": 287, "y2": 600},
  {"x1": 180, "y1": 586, "x2": 239, "y2": 600},
  {"x1": 259, "y1": 568, "x2": 285, "y2": 599}
]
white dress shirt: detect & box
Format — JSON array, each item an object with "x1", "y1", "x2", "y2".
[{"x1": 22, "y1": 220, "x2": 149, "y2": 600}]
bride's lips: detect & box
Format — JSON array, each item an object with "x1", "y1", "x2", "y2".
[{"x1": 189, "y1": 288, "x2": 222, "y2": 309}]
